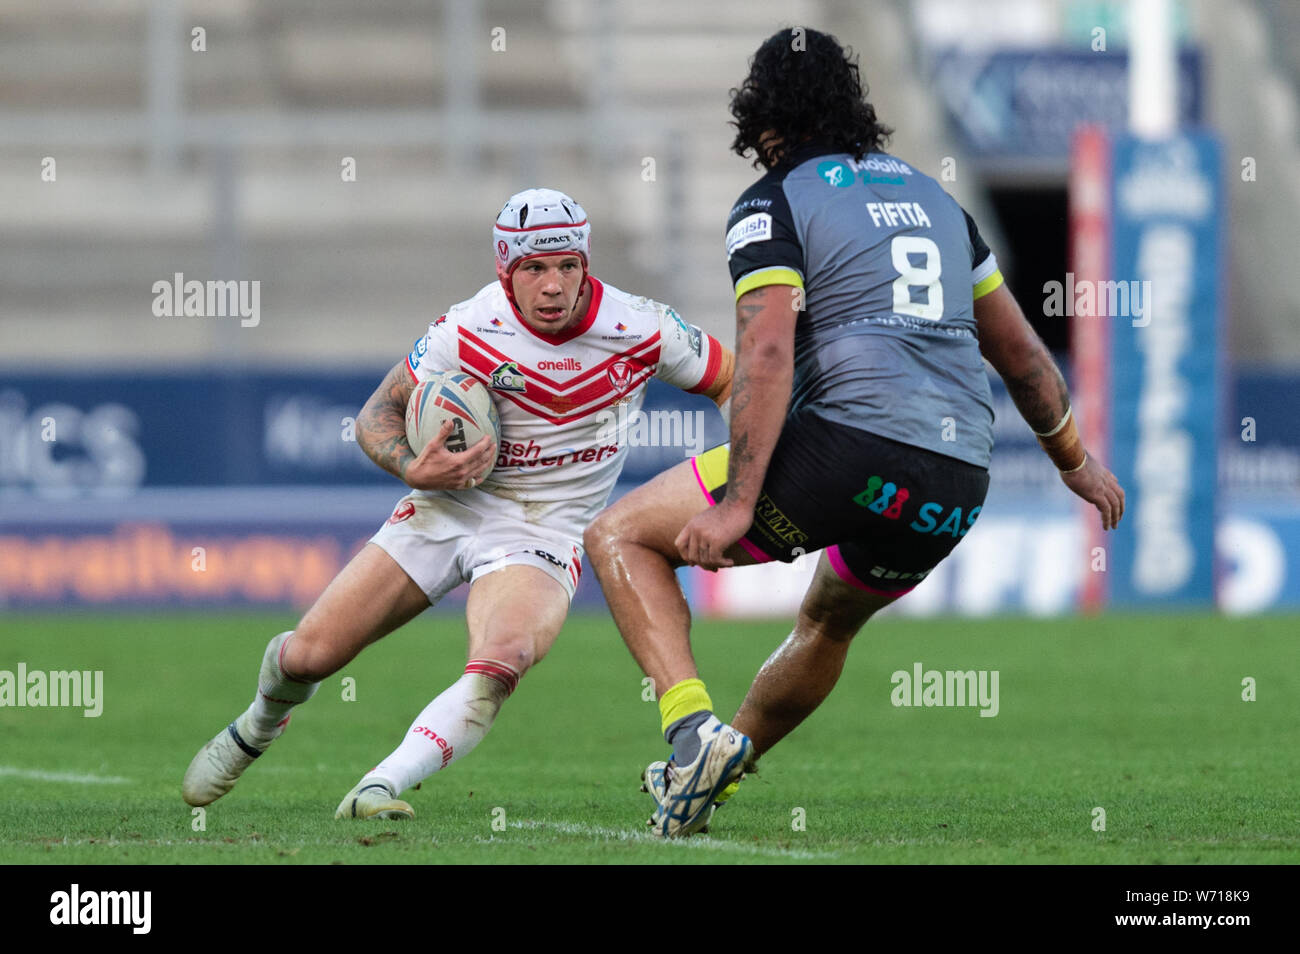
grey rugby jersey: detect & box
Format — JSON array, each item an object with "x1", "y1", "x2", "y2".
[{"x1": 725, "y1": 141, "x2": 1004, "y2": 468}]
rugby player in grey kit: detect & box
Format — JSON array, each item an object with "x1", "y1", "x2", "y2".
[{"x1": 584, "y1": 27, "x2": 1125, "y2": 837}]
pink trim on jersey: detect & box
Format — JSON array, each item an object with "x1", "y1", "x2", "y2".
[
  {"x1": 826, "y1": 545, "x2": 917, "y2": 596},
  {"x1": 690, "y1": 456, "x2": 716, "y2": 505},
  {"x1": 690, "y1": 457, "x2": 771, "y2": 564}
]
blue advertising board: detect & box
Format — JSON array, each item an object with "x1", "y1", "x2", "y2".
[
  {"x1": 932, "y1": 48, "x2": 1202, "y2": 160},
  {"x1": 0, "y1": 374, "x2": 724, "y2": 494},
  {"x1": 1106, "y1": 131, "x2": 1222, "y2": 607}
]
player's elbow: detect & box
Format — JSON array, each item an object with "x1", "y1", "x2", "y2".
[{"x1": 746, "y1": 338, "x2": 793, "y2": 376}]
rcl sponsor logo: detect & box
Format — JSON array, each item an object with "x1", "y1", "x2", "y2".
[
  {"x1": 412, "y1": 725, "x2": 454, "y2": 768},
  {"x1": 536, "y1": 358, "x2": 581, "y2": 372},
  {"x1": 387, "y1": 501, "x2": 415, "y2": 525}
]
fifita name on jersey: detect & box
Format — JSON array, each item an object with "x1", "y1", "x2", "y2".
[{"x1": 865, "y1": 202, "x2": 932, "y2": 229}]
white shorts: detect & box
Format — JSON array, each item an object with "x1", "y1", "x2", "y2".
[{"x1": 369, "y1": 489, "x2": 585, "y2": 605}]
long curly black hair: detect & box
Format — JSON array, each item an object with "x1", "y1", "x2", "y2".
[{"x1": 730, "y1": 28, "x2": 892, "y2": 169}]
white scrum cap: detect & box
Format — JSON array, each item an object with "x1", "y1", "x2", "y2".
[{"x1": 493, "y1": 188, "x2": 590, "y2": 276}]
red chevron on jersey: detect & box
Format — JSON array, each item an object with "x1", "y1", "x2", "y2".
[
  {"x1": 458, "y1": 328, "x2": 661, "y2": 423},
  {"x1": 461, "y1": 327, "x2": 661, "y2": 392}
]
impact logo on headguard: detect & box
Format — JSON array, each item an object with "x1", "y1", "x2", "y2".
[
  {"x1": 490, "y1": 361, "x2": 527, "y2": 392},
  {"x1": 817, "y1": 161, "x2": 852, "y2": 187}
]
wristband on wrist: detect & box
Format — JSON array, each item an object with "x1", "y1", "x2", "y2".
[{"x1": 1034, "y1": 407, "x2": 1087, "y2": 472}]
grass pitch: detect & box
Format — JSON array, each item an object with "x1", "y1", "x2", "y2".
[{"x1": 1, "y1": 611, "x2": 1296, "y2": 864}]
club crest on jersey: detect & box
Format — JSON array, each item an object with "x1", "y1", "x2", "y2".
[
  {"x1": 490, "y1": 361, "x2": 528, "y2": 392},
  {"x1": 608, "y1": 361, "x2": 636, "y2": 393},
  {"x1": 387, "y1": 501, "x2": 416, "y2": 525}
]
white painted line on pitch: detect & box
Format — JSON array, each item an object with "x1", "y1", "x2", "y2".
[
  {"x1": 510, "y1": 819, "x2": 836, "y2": 860},
  {"x1": 0, "y1": 765, "x2": 131, "y2": 785}
]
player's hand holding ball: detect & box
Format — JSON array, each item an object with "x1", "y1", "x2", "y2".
[
  {"x1": 403, "y1": 371, "x2": 500, "y2": 491},
  {"x1": 402, "y1": 418, "x2": 496, "y2": 491}
]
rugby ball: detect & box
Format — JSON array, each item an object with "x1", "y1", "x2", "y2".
[{"x1": 405, "y1": 371, "x2": 501, "y2": 480}]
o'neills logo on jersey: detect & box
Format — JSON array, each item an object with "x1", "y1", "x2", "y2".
[
  {"x1": 536, "y1": 358, "x2": 581, "y2": 372},
  {"x1": 387, "y1": 501, "x2": 415, "y2": 524}
]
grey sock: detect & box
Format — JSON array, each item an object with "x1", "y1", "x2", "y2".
[{"x1": 665, "y1": 710, "x2": 712, "y2": 765}]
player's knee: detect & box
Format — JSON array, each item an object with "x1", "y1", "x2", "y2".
[
  {"x1": 583, "y1": 509, "x2": 627, "y2": 564},
  {"x1": 478, "y1": 632, "x2": 541, "y2": 675},
  {"x1": 281, "y1": 624, "x2": 347, "y2": 681},
  {"x1": 797, "y1": 602, "x2": 871, "y2": 645}
]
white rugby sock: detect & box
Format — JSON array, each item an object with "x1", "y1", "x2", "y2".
[
  {"x1": 365, "y1": 659, "x2": 520, "y2": 795},
  {"x1": 237, "y1": 631, "x2": 320, "y2": 749}
]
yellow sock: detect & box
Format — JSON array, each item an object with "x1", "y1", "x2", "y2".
[{"x1": 658, "y1": 678, "x2": 712, "y2": 736}]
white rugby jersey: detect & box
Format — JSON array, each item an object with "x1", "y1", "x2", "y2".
[{"x1": 403, "y1": 277, "x2": 724, "y2": 526}]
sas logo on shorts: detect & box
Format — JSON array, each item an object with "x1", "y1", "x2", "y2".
[
  {"x1": 817, "y1": 161, "x2": 853, "y2": 188},
  {"x1": 725, "y1": 213, "x2": 772, "y2": 259},
  {"x1": 490, "y1": 361, "x2": 528, "y2": 392},
  {"x1": 853, "y1": 475, "x2": 910, "y2": 519},
  {"x1": 387, "y1": 500, "x2": 416, "y2": 525}
]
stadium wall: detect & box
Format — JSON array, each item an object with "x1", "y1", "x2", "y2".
[{"x1": 3, "y1": 370, "x2": 1298, "y2": 615}]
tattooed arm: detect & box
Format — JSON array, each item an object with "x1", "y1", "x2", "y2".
[
  {"x1": 974, "y1": 283, "x2": 1125, "y2": 529},
  {"x1": 673, "y1": 284, "x2": 798, "y2": 569},
  {"x1": 356, "y1": 361, "x2": 495, "y2": 491},
  {"x1": 973, "y1": 283, "x2": 1071, "y2": 433}
]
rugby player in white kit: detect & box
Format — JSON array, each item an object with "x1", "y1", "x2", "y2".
[{"x1": 182, "y1": 189, "x2": 734, "y2": 819}]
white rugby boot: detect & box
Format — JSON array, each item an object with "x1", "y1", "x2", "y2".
[
  {"x1": 334, "y1": 778, "x2": 414, "y2": 821},
  {"x1": 182, "y1": 714, "x2": 289, "y2": 807},
  {"x1": 646, "y1": 715, "x2": 754, "y2": 838}
]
